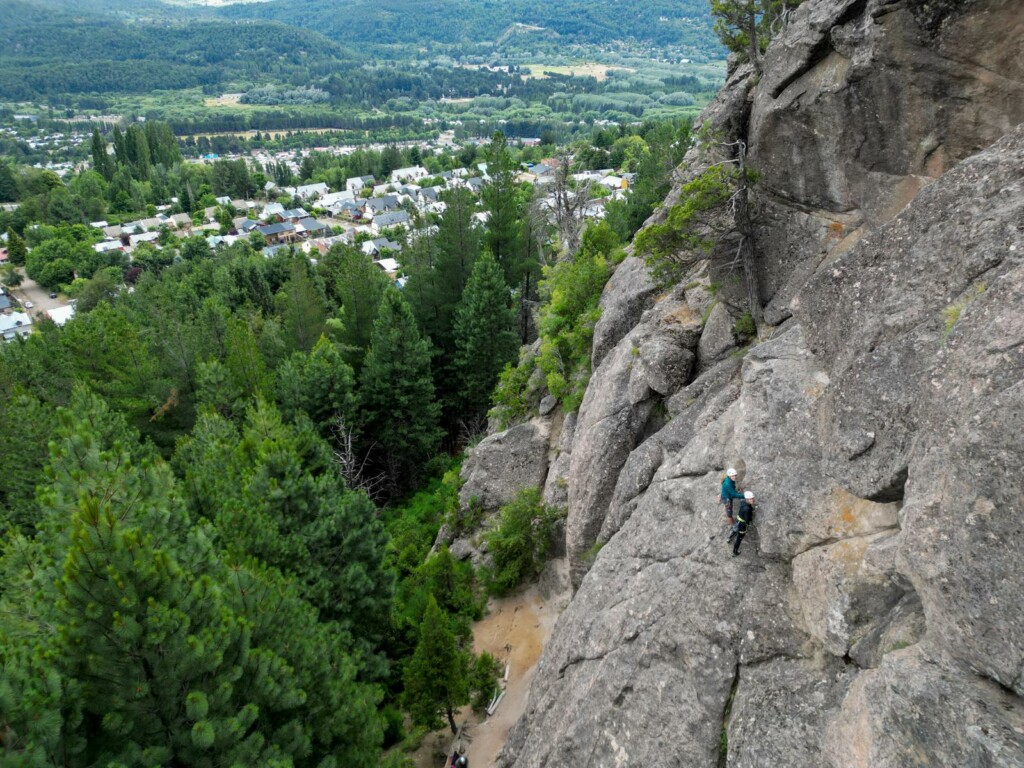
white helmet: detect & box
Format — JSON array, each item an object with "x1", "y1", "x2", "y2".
[
  {"x1": 744, "y1": 491, "x2": 755, "y2": 500},
  {"x1": 726, "y1": 468, "x2": 738, "y2": 478}
]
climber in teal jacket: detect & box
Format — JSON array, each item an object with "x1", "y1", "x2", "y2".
[{"x1": 720, "y1": 468, "x2": 743, "y2": 524}]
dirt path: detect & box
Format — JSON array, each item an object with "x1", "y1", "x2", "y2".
[{"x1": 411, "y1": 558, "x2": 570, "y2": 768}]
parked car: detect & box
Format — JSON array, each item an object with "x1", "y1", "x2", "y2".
[
  {"x1": 49, "y1": 292, "x2": 57, "y2": 299},
  {"x1": 23, "y1": 301, "x2": 33, "y2": 308}
]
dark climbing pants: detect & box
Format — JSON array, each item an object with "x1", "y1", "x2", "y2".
[{"x1": 732, "y1": 529, "x2": 746, "y2": 554}]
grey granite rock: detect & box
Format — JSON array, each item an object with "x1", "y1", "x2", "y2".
[
  {"x1": 590, "y1": 256, "x2": 658, "y2": 370},
  {"x1": 697, "y1": 301, "x2": 736, "y2": 370},
  {"x1": 494, "y1": 4, "x2": 1024, "y2": 765},
  {"x1": 459, "y1": 420, "x2": 550, "y2": 513}
]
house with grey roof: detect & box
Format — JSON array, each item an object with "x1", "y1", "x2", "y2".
[{"x1": 371, "y1": 210, "x2": 411, "y2": 234}]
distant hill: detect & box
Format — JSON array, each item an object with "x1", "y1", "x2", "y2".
[
  {"x1": 217, "y1": 0, "x2": 720, "y2": 50},
  {"x1": 0, "y1": 0, "x2": 356, "y2": 99}
]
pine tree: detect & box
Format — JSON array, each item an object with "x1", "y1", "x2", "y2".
[
  {"x1": 453, "y1": 251, "x2": 520, "y2": 421},
  {"x1": 0, "y1": 392, "x2": 384, "y2": 766},
  {"x1": 275, "y1": 334, "x2": 358, "y2": 432},
  {"x1": 403, "y1": 596, "x2": 470, "y2": 734},
  {"x1": 90, "y1": 128, "x2": 113, "y2": 181},
  {"x1": 0, "y1": 163, "x2": 19, "y2": 202},
  {"x1": 359, "y1": 289, "x2": 442, "y2": 491},
  {"x1": 6, "y1": 228, "x2": 27, "y2": 266},
  {"x1": 321, "y1": 244, "x2": 389, "y2": 369},
  {"x1": 481, "y1": 132, "x2": 527, "y2": 287},
  {"x1": 175, "y1": 399, "x2": 393, "y2": 656},
  {"x1": 276, "y1": 256, "x2": 327, "y2": 353}
]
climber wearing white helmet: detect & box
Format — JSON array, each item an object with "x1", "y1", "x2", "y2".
[
  {"x1": 719, "y1": 467, "x2": 743, "y2": 525},
  {"x1": 728, "y1": 491, "x2": 757, "y2": 556}
]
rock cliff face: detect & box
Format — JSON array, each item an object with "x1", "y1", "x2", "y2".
[{"x1": 461, "y1": 0, "x2": 1024, "y2": 764}]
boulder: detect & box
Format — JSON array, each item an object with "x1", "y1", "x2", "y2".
[
  {"x1": 459, "y1": 420, "x2": 550, "y2": 513},
  {"x1": 696, "y1": 301, "x2": 736, "y2": 369}
]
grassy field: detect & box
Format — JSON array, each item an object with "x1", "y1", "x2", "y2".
[{"x1": 521, "y1": 63, "x2": 633, "y2": 81}]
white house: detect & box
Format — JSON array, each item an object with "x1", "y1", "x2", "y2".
[
  {"x1": 389, "y1": 166, "x2": 428, "y2": 184},
  {"x1": 318, "y1": 190, "x2": 355, "y2": 209},
  {"x1": 295, "y1": 182, "x2": 330, "y2": 201},
  {"x1": 93, "y1": 240, "x2": 123, "y2": 254},
  {"x1": 0, "y1": 312, "x2": 32, "y2": 341},
  {"x1": 46, "y1": 304, "x2": 76, "y2": 326},
  {"x1": 345, "y1": 176, "x2": 375, "y2": 194}
]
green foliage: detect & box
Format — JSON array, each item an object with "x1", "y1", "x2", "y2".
[
  {"x1": 710, "y1": 0, "x2": 803, "y2": 66},
  {"x1": 535, "y1": 222, "x2": 618, "y2": 411},
  {"x1": 453, "y1": 251, "x2": 520, "y2": 420},
  {"x1": 402, "y1": 595, "x2": 470, "y2": 734},
  {"x1": 275, "y1": 333, "x2": 357, "y2": 433},
  {"x1": 490, "y1": 348, "x2": 538, "y2": 428},
  {"x1": 0, "y1": 263, "x2": 22, "y2": 288},
  {"x1": 482, "y1": 133, "x2": 531, "y2": 290},
  {"x1": 5, "y1": 228, "x2": 26, "y2": 265},
  {"x1": 0, "y1": 392, "x2": 384, "y2": 766},
  {"x1": 384, "y1": 461, "x2": 463, "y2": 579},
  {"x1": 634, "y1": 164, "x2": 739, "y2": 286},
  {"x1": 320, "y1": 244, "x2": 390, "y2": 370},
  {"x1": 733, "y1": 312, "x2": 756, "y2": 337},
  {"x1": 483, "y1": 487, "x2": 564, "y2": 595},
  {"x1": 605, "y1": 121, "x2": 692, "y2": 242},
  {"x1": 469, "y1": 652, "x2": 503, "y2": 713},
  {"x1": 0, "y1": 392, "x2": 57, "y2": 534},
  {"x1": 360, "y1": 289, "x2": 443, "y2": 492},
  {"x1": 174, "y1": 398, "x2": 393, "y2": 657}
]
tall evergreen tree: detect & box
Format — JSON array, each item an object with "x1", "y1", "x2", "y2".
[
  {"x1": 481, "y1": 132, "x2": 541, "y2": 342},
  {"x1": 359, "y1": 289, "x2": 442, "y2": 492},
  {"x1": 481, "y1": 132, "x2": 527, "y2": 286},
  {"x1": 6, "y1": 228, "x2": 27, "y2": 266},
  {"x1": 175, "y1": 399, "x2": 393, "y2": 657},
  {"x1": 276, "y1": 256, "x2": 327, "y2": 353},
  {"x1": 0, "y1": 393, "x2": 384, "y2": 767},
  {"x1": 321, "y1": 244, "x2": 389, "y2": 369},
  {"x1": 453, "y1": 251, "x2": 519, "y2": 422},
  {"x1": 275, "y1": 334, "x2": 358, "y2": 432},
  {"x1": 90, "y1": 128, "x2": 114, "y2": 181},
  {"x1": 406, "y1": 186, "x2": 482, "y2": 350},
  {"x1": 0, "y1": 163, "x2": 18, "y2": 202},
  {"x1": 402, "y1": 596, "x2": 470, "y2": 734}
]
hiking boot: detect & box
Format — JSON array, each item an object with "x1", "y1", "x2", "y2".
[{"x1": 732, "y1": 550, "x2": 740, "y2": 557}]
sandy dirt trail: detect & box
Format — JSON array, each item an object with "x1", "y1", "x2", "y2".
[{"x1": 411, "y1": 559, "x2": 569, "y2": 768}]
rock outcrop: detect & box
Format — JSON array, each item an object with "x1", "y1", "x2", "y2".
[{"x1": 488, "y1": 0, "x2": 1024, "y2": 765}]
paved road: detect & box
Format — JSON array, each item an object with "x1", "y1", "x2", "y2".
[{"x1": 10, "y1": 272, "x2": 65, "y2": 319}]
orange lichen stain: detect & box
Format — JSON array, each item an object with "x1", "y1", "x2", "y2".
[{"x1": 664, "y1": 304, "x2": 700, "y2": 326}]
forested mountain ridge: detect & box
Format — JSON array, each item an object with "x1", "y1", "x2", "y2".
[
  {"x1": 0, "y1": 0, "x2": 356, "y2": 99},
  {"x1": 217, "y1": 0, "x2": 718, "y2": 48}
]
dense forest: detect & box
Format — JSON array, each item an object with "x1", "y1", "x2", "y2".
[
  {"x1": 0, "y1": 0, "x2": 356, "y2": 99},
  {"x1": 0, "y1": 113, "x2": 697, "y2": 761},
  {"x1": 220, "y1": 0, "x2": 719, "y2": 50}
]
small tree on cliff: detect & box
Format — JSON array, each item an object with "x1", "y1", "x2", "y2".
[{"x1": 710, "y1": 0, "x2": 803, "y2": 73}]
